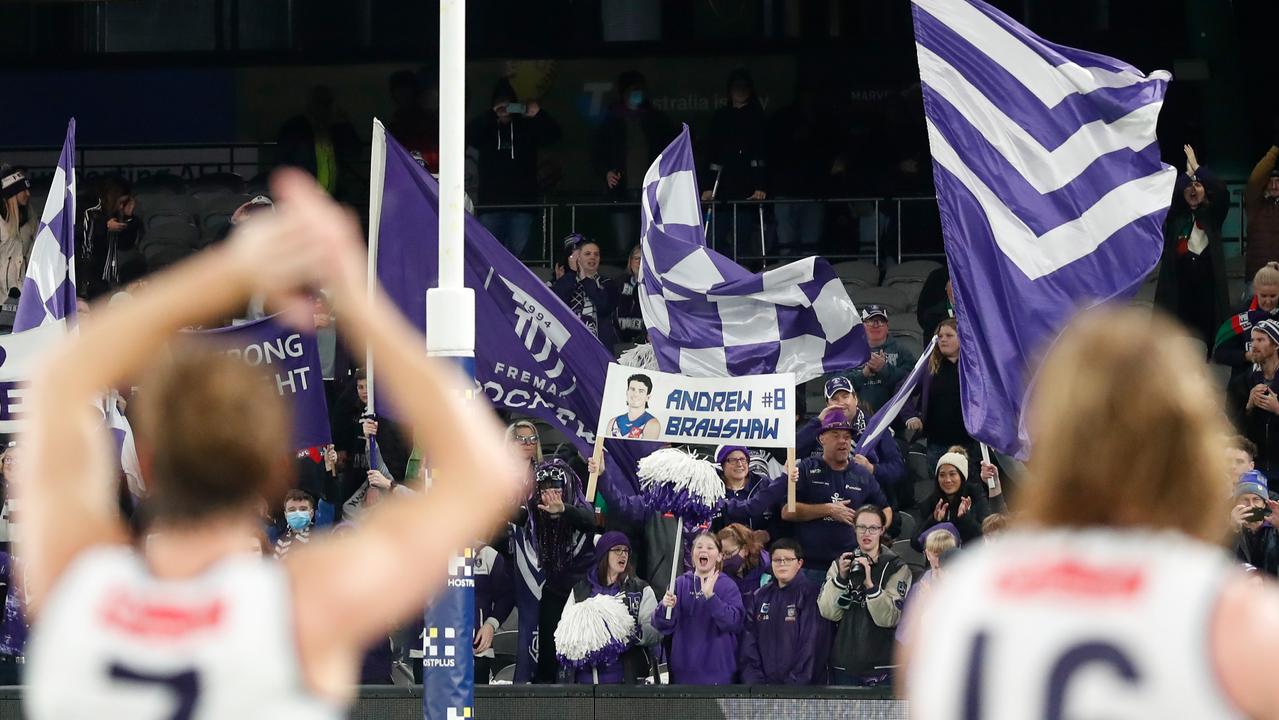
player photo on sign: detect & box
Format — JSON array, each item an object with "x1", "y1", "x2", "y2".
[{"x1": 597, "y1": 363, "x2": 795, "y2": 448}]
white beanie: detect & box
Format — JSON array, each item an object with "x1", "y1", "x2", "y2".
[{"x1": 936, "y1": 452, "x2": 969, "y2": 481}]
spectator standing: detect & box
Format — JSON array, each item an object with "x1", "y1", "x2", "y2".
[
  {"x1": 782, "y1": 408, "x2": 892, "y2": 583},
  {"x1": 652, "y1": 532, "x2": 745, "y2": 685},
  {"x1": 716, "y1": 523, "x2": 770, "y2": 602},
  {"x1": 275, "y1": 86, "x2": 362, "y2": 202},
  {"x1": 81, "y1": 176, "x2": 144, "y2": 300},
  {"x1": 1244, "y1": 138, "x2": 1279, "y2": 284},
  {"x1": 551, "y1": 237, "x2": 618, "y2": 351},
  {"x1": 904, "y1": 319, "x2": 972, "y2": 470},
  {"x1": 469, "y1": 78, "x2": 562, "y2": 258},
  {"x1": 614, "y1": 245, "x2": 647, "y2": 348},
  {"x1": 913, "y1": 453, "x2": 992, "y2": 550},
  {"x1": 850, "y1": 305, "x2": 919, "y2": 413},
  {"x1": 595, "y1": 71, "x2": 677, "y2": 256},
  {"x1": 1213, "y1": 262, "x2": 1279, "y2": 385},
  {"x1": 701, "y1": 68, "x2": 768, "y2": 254},
  {"x1": 1232, "y1": 471, "x2": 1279, "y2": 576},
  {"x1": 738, "y1": 538, "x2": 820, "y2": 685},
  {"x1": 0, "y1": 167, "x2": 34, "y2": 298},
  {"x1": 768, "y1": 76, "x2": 838, "y2": 256},
  {"x1": 817, "y1": 505, "x2": 910, "y2": 687},
  {"x1": 916, "y1": 269, "x2": 954, "y2": 343},
  {"x1": 1154, "y1": 146, "x2": 1229, "y2": 349},
  {"x1": 712, "y1": 445, "x2": 784, "y2": 537},
  {"x1": 1230, "y1": 320, "x2": 1279, "y2": 476},
  {"x1": 561, "y1": 532, "x2": 660, "y2": 684},
  {"x1": 472, "y1": 543, "x2": 516, "y2": 684},
  {"x1": 273, "y1": 489, "x2": 320, "y2": 559},
  {"x1": 511, "y1": 459, "x2": 596, "y2": 683},
  {"x1": 795, "y1": 379, "x2": 906, "y2": 513}
]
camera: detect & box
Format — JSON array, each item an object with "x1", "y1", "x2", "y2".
[{"x1": 1247, "y1": 506, "x2": 1273, "y2": 523}]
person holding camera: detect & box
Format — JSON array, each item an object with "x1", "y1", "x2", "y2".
[
  {"x1": 468, "y1": 77, "x2": 562, "y2": 259},
  {"x1": 1229, "y1": 318, "x2": 1279, "y2": 476},
  {"x1": 817, "y1": 504, "x2": 911, "y2": 687},
  {"x1": 1232, "y1": 471, "x2": 1279, "y2": 576},
  {"x1": 782, "y1": 409, "x2": 891, "y2": 584}
]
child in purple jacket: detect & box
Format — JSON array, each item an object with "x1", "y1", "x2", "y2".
[{"x1": 651, "y1": 532, "x2": 745, "y2": 684}]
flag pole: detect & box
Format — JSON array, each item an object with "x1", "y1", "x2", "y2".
[{"x1": 423, "y1": 0, "x2": 476, "y2": 717}]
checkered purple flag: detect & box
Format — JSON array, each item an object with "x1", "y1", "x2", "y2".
[
  {"x1": 637, "y1": 125, "x2": 868, "y2": 383},
  {"x1": 14, "y1": 119, "x2": 77, "y2": 332}
]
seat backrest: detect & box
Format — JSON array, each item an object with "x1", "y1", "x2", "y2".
[
  {"x1": 848, "y1": 285, "x2": 911, "y2": 316},
  {"x1": 883, "y1": 259, "x2": 943, "y2": 286},
  {"x1": 831, "y1": 260, "x2": 880, "y2": 288},
  {"x1": 137, "y1": 194, "x2": 197, "y2": 231}
]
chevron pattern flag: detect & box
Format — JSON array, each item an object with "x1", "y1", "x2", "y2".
[
  {"x1": 14, "y1": 119, "x2": 77, "y2": 333},
  {"x1": 913, "y1": 0, "x2": 1175, "y2": 458},
  {"x1": 638, "y1": 126, "x2": 868, "y2": 384}
]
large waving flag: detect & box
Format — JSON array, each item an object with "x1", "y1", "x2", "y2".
[
  {"x1": 639, "y1": 126, "x2": 868, "y2": 383},
  {"x1": 14, "y1": 119, "x2": 77, "y2": 332},
  {"x1": 369, "y1": 120, "x2": 657, "y2": 516},
  {"x1": 857, "y1": 335, "x2": 938, "y2": 455},
  {"x1": 912, "y1": 0, "x2": 1175, "y2": 458}
]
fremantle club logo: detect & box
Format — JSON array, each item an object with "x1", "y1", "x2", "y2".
[{"x1": 447, "y1": 547, "x2": 475, "y2": 589}]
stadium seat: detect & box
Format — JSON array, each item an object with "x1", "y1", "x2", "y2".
[
  {"x1": 800, "y1": 377, "x2": 826, "y2": 416},
  {"x1": 1225, "y1": 254, "x2": 1245, "y2": 279},
  {"x1": 133, "y1": 173, "x2": 186, "y2": 194},
  {"x1": 848, "y1": 285, "x2": 912, "y2": 317},
  {"x1": 137, "y1": 193, "x2": 198, "y2": 231},
  {"x1": 491, "y1": 630, "x2": 519, "y2": 659},
  {"x1": 198, "y1": 193, "x2": 251, "y2": 246},
  {"x1": 897, "y1": 510, "x2": 917, "y2": 542},
  {"x1": 831, "y1": 260, "x2": 880, "y2": 288},
  {"x1": 190, "y1": 172, "x2": 247, "y2": 196},
  {"x1": 893, "y1": 539, "x2": 926, "y2": 572},
  {"x1": 492, "y1": 664, "x2": 517, "y2": 684},
  {"x1": 139, "y1": 223, "x2": 200, "y2": 271},
  {"x1": 882, "y1": 259, "x2": 942, "y2": 286},
  {"x1": 887, "y1": 315, "x2": 924, "y2": 343},
  {"x1": 527, "y1": 265, "x2": 555, "y2": 285}
]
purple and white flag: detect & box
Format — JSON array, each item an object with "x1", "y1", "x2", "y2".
[
  {"x1": 857, "y1": 336, "x2": 937, "y2": 455},
  {"x1": 638, "y1": 126, "x2": 868, "y2": 383},
  {"x1": 14, "y1": 119, "x2": 77, "y2": 333},
  {"x1": 912, "y1": 0, "x2": 1174, "y2": 458},
  {"x1": 370, "y1": 121, "x2": 656, "y2": 522}
]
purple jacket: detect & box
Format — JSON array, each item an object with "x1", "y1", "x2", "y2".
[
  {"x1": 738, "y1": 573, "x2": 820, "y2": 684},
  {"x1": 651, "y1": 571, "x2": 745, "y2": 685}
]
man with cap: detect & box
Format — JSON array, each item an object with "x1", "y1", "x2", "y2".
[
  {"x1": 793, "y1": 377, "x2": 906, "y2": 518},
  {"x1": 782, "y1": 408, "x2": 891, "y2": 584},
  {"x1": 1230, "y1": 318, "x2": 1279, "y2": 476},
  {"x1": 1232, "y1": 470, "x2": 1279, "y2": 576},
  {"x1": 849, "y1": 305, "x2": 918, "y2": 414}
]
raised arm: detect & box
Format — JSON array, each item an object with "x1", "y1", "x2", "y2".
[
  {"x1": 272, "y1": 173, "x2": 526, "y2": 664},
  {"x1": 19, "y1": 214, "x2": 318, "y2": 614}
]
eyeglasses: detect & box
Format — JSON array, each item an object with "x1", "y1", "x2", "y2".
[
  {"x1": 855, "y1": 525, "x2": 884, "y2": 534},
  {"x1": 723, "y1": 457, "x2": 748, "y2": 466},
  {"x1": 772, "y1": 557, "x2": 799, "y2": 566},
  {"x1": 609, "y1": 547, "x2": 630, "y2": 556},
  {"x1": 515, "y1": 435, "x2": 539, "y2": 445}
]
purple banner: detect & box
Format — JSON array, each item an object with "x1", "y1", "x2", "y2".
[{"x1": 193, "y1": 316, "x2": 332, "y2": 450}]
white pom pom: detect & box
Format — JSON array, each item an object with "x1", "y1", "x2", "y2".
[
  {"x1": 637, "y1": 447, "x2": 726, "y2": 509},
  {"x1": 617, "y1": 343, "x2": 659, "y2": 370},
  {"x1": 554, "y1": 593, "x2": 637, "y2": 664}
]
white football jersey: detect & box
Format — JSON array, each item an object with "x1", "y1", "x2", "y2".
[
  {"x1": 25, "y1": 546, "x2": 341, "y2": 720},
  {"x1": 908, "y1": 529, "x2": 1244, "y2": 720}
]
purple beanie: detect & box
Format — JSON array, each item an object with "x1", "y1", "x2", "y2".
[{"x1": 593, "y1": 530, "x2": 631, "y2": 565}]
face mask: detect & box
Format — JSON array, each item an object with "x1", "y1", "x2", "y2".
[
  {"x1": 285, "y1": 510, "x2": 312, "y2": 532},
  {"x1": 626, "y1": 90, "x2": 645, "y2": 109},
  {"x1": 722, "y1": 554, "x2": 744, "y2": 575}
]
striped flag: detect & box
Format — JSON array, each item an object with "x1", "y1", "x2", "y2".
[
  {"x1": 638, "y1": 126, "x2": 868, "y2": 383},
  {"x1": 913, "y1": 0, "x2": 1174, "y2": 458},
  {"x1": 857, "y1": 336, "x2": 937, "y2": 455},
  {"x1": 14, "y1": 119, "x2": 77, "y2": 332}
]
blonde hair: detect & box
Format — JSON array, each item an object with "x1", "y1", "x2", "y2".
[
  {"x1": 1019, "y1": 307, "x2": 1231, "y2": 543},
  {"x1": 0, "y1": 196, "x2": 20, "y2": 241},
  {"x1": 1254, "y1": 261, "x2": 1279, "y2": 289},
  {"x1": 930, "y1": 318, "x2": 958, "y2": 375},
  {"x1": 924, "y1": 528, "x2": 958, "y2": 556},
  {"x1": 505, "y1": 420, "x2": 543, "y2": 463}
]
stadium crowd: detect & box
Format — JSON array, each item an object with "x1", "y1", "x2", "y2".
[{"x1": 0, "y1": 67, "x2": 1276, "y2": 691}]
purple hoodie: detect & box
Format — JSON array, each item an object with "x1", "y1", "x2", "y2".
[
  {"x1": 738, "y1": 572, "x2": 820, "y2": 684},
  {"x1": 651, "y1": 571, "x2": 744, "y2": 685}
]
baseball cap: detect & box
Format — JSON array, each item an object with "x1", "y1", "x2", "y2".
[
  {"x1": 861, "y1": 305, "x2": 888, "y2": 322},
  {"x1": 824, "y1": 376, "x2": 854, "y2": 399}
]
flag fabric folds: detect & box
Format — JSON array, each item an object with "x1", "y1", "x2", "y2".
[
  {"x1": 912, "y1": 0, "x2": 1175, "y2": 458},
  {"x1": 638, "y1": 126, "x2": 868, "y2": 384},
  {"x1": 15, "y1": 119, "x2": 77, "y2": 333}
]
